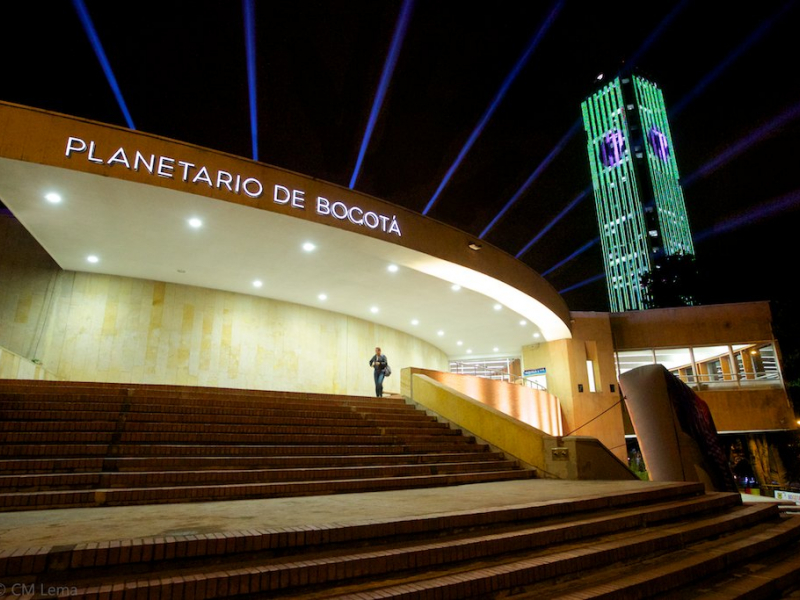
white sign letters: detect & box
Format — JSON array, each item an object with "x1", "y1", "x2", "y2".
[{"x1": 64, "y1": 136, "x2": 401, "y2": 237}]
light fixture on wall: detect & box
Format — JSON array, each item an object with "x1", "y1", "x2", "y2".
[{"x1": 468, "y1": 242, "x2": 482, "y2": 251}]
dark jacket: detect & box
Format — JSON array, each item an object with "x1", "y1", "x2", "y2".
[{"x1": 370, "y1": 354, "x2": 388, "y2": 371}]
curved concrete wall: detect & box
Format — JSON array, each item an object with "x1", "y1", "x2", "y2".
[
  {"x1": 0, "y1": 102, "x2": 572, "y2": 342},
  {"x1": 0, "y1": 216, "x2": 449, "y2": 395},
  {"x1": 39, "y1": 272, "x2": 448, "y2": 395}
]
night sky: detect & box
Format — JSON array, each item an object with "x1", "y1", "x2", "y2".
[{"x1": 2, "y1": 0, "x2": 799, "y2": 313}]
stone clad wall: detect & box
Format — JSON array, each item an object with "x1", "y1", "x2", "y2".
[{"x1": 0, "y1": 216, "x2": 448, "y2": 395}]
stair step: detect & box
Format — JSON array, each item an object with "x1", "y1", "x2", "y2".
[
  {"x1": 1, "y1": 460, "x2": 521, "y2": 491},
  {"x1": 506, "y1": 514, "x2": 800, "y2": 600},
  {"x1": 0, "y1": 469, "x2": 536, "y2": 510},
  {"x1": 0, "y1": 482, "x2": 711, "y2": 577},
  {"x1": 1, "y1": 432, "x2": 471, "y2": 446},
  {"x1": 0, "y1": 380, "x2": 524, "y2": 512},
  {"x1": 0, "y1": 451, "x2": 507, "y2": 473},
  {"x1": 0, "y1": 413, "x2": 443, "y2": 426},
  {"x1": 14, "y1": 493, "x2": 780, "y2": 600},
  {"x1": 296, "y1": 506, "x2": 797, "y2": 600},
  {"x1": 669, "y1": 536, "x2": 800, "y2": 599},
  {"x1": 0, "y1": 442, "x2": 488, "y2": 459}
]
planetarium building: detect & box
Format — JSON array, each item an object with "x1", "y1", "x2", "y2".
[{"x1": 0, "y1": 102, "x2": 794, "y2": 476}]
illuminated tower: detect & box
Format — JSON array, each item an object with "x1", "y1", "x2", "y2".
[{"x1": 581, "y1": 74, "x2": 694, "y2": 312}]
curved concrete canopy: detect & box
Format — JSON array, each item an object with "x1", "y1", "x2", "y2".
[{"x1": 0, "y1": 103, "x2": 572, "y2": 359}]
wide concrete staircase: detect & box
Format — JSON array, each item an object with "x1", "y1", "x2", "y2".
[
  {"x1": 5, "y1": 381, "x2": 800, "y2": 598},
  {"x1": 3, "y1": 481, "x2": 800, "y2": 598},
  {"x1": 0, "y1": 380, "x2": 534, "y2": 511}
]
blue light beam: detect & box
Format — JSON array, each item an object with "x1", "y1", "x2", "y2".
[
  {"x1": 695, "y1": 188, "x2": 800, "y2": 243},
  {"x1": 541, "y1": 237, "x2": 599, "y2": 278},
  {"x1": 243, "y1": 0, "x2": 259, "y2": 161},
  {"x1": 682, "y1": 100, "x2": 800, "y2": 188},
  {"x1": 516, "y1": 186, "x2": 591, "y2": 258},
  {"x1": 558, "y1": 272, "x2": 605, "y2": 296},
  {"x1": 484, "y1": 2, "x2": 689, "y2": 242},
  {"x1": 421, "y1": 0, "x2": 564, "y2": 216},
  {"x1": 554, "y1": 188, "x2": 800, "y2": 299},
  {"x1": 670, "y1": 1, "x2": 796, "y2": 118},
  {"x1": 349, "y1": 0, "x2": 415, "y2": 189},
  {"x1": 619, "y1": 0, "x2": 691, "y2": 78},
  {"x1": 72, "y1": 0, "x2": 135, "y2": 130},
  {"x1": 478, "y1": 120, "x2": 580, "y2": 240}
]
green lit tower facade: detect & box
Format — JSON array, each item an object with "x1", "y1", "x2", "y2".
[{"x1": 581, "y1": 75, "x2": 694, "y2": 312}]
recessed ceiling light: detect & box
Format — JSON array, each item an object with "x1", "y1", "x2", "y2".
[
  {"x1": 318, "y1": 293, "x2": 327, "y2": 301},
  {"x1": 493, "y1": 303, "x2": 502, "y2": 311},
  {"x1": 533, "y1": 332, "x2": 541, "y2": 338},
  {"x1": 252, "y1": 280, "x2": 263, "y2": 288},
  {"x1": 466, "y1": 349, "x2": 472, "y2": 354},
  {"x1": 520, "y1": 320, "x2": 527, "y2": 326},
  {"x1": 188, "y1": 217, "x2": 203, "y2": 228},
  {"x1": 457, "y1": 341, "x2": 463, "y2": 346},
  {"x1": 86, "y1": 255, "x2": 99, "y2": 263},
  {"x1": 451, "y1": 284, "x2": 461, "y2": 291},
  {"x1": 493, "y1": 347, "x2": 499, "y2": 352},
  {"x1": 370, "y1": 306, "x2": 379, "y2": 313},
  {"x1": 302, "y1": 242, "x2": 316, "y2": 252},
  {"x1": 411, "y1": 319, "x2": 419, "y2": 325},
  {"x1": 387, "y1": 264, "x2": 399, "y2": 273},
  {"x1": 44, "y1": 192, "x2": 62, "y2": 204},
  {"x1": 437, "y1": 330, "x2": 445, "y2": 336}
]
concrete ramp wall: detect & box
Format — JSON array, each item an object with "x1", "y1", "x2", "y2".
[
  {"x1": 401, "y1": 367, "x2": 562, "y2": 436},
  {"x1": 404, "y1": 371, "x2": 551, "y2": 472},
  {"x1": 403, "y1": 368, "x2": 639, "y2": 481}
]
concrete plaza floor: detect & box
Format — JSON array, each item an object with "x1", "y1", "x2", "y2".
[{"x1": 0, "y1": 479, "x2": 721, "y2": 551}]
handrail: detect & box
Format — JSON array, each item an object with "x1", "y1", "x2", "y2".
[
  {"x1": 449, "y1": 361, "x2": 547, "y2": 391},
  {"x1": 674, "y1": 370, "x2": 782, "y2": 390}
]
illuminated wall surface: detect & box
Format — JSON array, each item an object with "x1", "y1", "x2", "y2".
[{"x1": 582, "y1": 75, "x2": 694, "y2": 312}]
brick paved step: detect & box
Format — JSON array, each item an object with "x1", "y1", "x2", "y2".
[
  {"x1": 1, "y1": 459, "x2": 521, "y2": 491},
  {"x1": 0, "y1": 384, "x2": 412, "y2": 405},
  {"x1": 655, "y1": 539, "x2": 800, "y2": 599},
  {"x1": 0, "y1": 441, "x2": 488, "y2": 459},
  {"x1": 493, "y1": 511, "x2": 800, "y2": 600},
  {"x1": 0, "y1": 380, "x2": 531, "y2": 512},
  {"x1": 0, "y1": 482, "x2": 710, "y2": 578},
  {"x1": 0, "y1": 451, "x2": 505, "y2": 474},
  {"x1": 0, "y1": 382, "x2": 534, "y2": 511},
  {"x1": 0, "y1": 407, "x2": 437, "y2": 425},
  {"x1": 9, "y1": 486, "x2": 795, "y2": 600},
  {"x1": 0, "y1": 387, "x2": 418, "y2": 419},
  {"x1": 0, "y1": 396, "x2": 416, "y2": 411},
  {"x1": 0, "y1": 417, "x2": 453, "y2": 435},
  {"x1": 1, "y1": 424, "x2": 470, "y2": 445},
  {"x1": 303, "y1": 507, "x2": 800, "y2": 600},
  {"x1": 0, "y1": 468, "x2": 536, "y2": 510},
  {"x1": 0, "y1": 396, "x2": 428, "y2": 418},
  {"x1": 3, "y1": 433, "x2": 477, "y2": 448}
]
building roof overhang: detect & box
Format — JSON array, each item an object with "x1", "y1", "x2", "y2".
[{"x1": 0, "y1": 102, "x2": 572, "y2": 359}]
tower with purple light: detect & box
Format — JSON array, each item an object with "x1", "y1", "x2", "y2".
[{"x1": 582, "y1": 74, "x2": 694, "y2": 311}]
